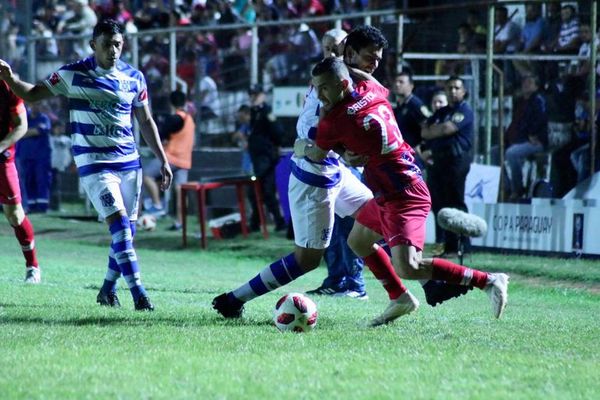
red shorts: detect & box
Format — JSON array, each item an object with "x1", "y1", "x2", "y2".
[
  {"x1": 356, "y1": 179, "x2": 431, "y2": 250},
  {"x1": 0, "y1": 161, "x2": 22, "y2": 205}
]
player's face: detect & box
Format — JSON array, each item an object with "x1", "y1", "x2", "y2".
[
  {"x1": 313, "y1": 72, "x2": 346, "y2": 108},
  {"x1": 91, "y1": 33, "x2": 124, "y2": 69},
  {"x1": 393, "y1": 75, "x2": 413, "y2": 98},
  {"x1": 346, "y1": 44, "x2": 383, "y2": 74},
  {"x1": 446, "y1": 79, "x2": 466, "y2": 104}
]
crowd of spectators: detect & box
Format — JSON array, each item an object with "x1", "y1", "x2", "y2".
[{"x1": 1, "y1": 1, "x2": 599, "y2": 200}]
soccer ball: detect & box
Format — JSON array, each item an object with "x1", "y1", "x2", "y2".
[
  {"x1": 137, "y1": 214, "x2": 157, "y2": 231},
  {"x1": 273, "y1": 292, "x2": 318, "y2": 332}
]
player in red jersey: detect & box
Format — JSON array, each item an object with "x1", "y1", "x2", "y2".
[
  {"x1": 0, "y1": 81, "x2": 41, "y2": 283},
  {"x1": 297, "y1": 57, "x2": 509, "y2": 325}
]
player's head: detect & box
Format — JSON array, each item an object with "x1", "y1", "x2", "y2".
[
  {"x1": 445, "y1": 75, "x2": 467, "y2": 104},
  {"x1": 311, "y1": 56, "x2": 353, "y2": 108},
  {"x1": 430, "y1": 90, "x2": 448, "y2": 112},
  {"x1": 170, "y1": 90, "x2": 186, "y2": 109},
  {"x1": 393, "y1": 71, "x2": 414, "y2": 99},
  {"x1": 321, "y1": 28, "x2": 347, "y2": 58},
  {"x1": 343, "y1": 25, "x2": 388, "y2": 74},
  {"x1": 90, "y1": 19, "x2": 125, "y2": 69}
]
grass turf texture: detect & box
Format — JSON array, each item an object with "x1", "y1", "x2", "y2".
[{"x1": 1, "y1": 211, "x2": 599, "y2": 399}]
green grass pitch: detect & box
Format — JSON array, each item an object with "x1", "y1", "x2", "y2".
[{"x1": 1, "y1": 211, "x2": 599, "y2": 399}]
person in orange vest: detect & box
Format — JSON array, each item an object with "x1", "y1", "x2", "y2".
[{"x1": 143, "y1": 90, "x2": 195, "y2": 230}]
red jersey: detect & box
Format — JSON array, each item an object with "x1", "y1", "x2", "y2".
[
  {"x1": 316, "y1": 80, "x2": 422, "y2": 199},
  {"x1": 0, "y1": 81, "x2": 26, "y2": 162}
]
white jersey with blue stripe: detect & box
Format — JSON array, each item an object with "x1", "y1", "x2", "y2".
[
  {"x1": 43, "y1": 56, "x2": 147, "y2": 177},
  {"x1": 292, "y1": 86, "x2": 342, "y2": 188}
]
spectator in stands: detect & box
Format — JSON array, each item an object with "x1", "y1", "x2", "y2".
[
  {"x1": 570, "y1": 94, "x2": 594, "y2": 184},
  {"x1": 58, "y1": 0, "x2": 98, "y2": 58},
  {"x1": 503, "y1": 74, "x2": 548, "y2": 201},
  {"x1": 16, "y1": 102, "x2": 53, "y2": 213},
  {"x1": 32, "y1": 19, "x2": 59, "y2": 59},
  {"x1": 552, "y1": 4, "x2": 580, "y2": 54},
  {"x1": 143, "y1": 90, "x2": 195, "y2": 230},
  {"x1": 494, "y1": 6, "x2": 521, "y2": 54},
  {"x1": 246, "y1": 84, "x2": 286, "y2": 232},
  {"x1": 494, "y1": 6, "x2": 521, "y2": 91},
  {"x1": 514, "y1": 3, "x2": 546, "y2": 81},
  {"x1": 520, "y1": 3, "x2": 545, "y2": 53},
  {"x1": 134, "y1": 0, "x2": 170, "y2": 30},
  {"x1": 565, "y1": 23, "x2": 598, "y2": 97},
  {"x1": 197, "y1": 64, "x2": 221, "y2": 121}
]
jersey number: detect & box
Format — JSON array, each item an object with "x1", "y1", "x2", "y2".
[{"x1": 362, "y1": 105, "x2": 403, "y2": 154}]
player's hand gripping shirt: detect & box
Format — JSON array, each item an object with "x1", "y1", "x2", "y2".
[
  {"x1": 316, "y1": 81, "x2": 422, "y2": 199},
  {"x1": 292, "y1": 86, "x2": 342, "y2": 188},
  {"x1": 43, "y1": 56, "x2": 148, "y2": 177},
  {"x1": 0, "y1": 81, "x2": 26, "y2": 162}
]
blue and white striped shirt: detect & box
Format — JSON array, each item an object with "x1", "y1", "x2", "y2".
[
  {"x1": 43, "y1": 56, "x2": 147, "y2": 177},
  {"x1": 292, "y1": 86, "x2": 342, "y2": 189}
]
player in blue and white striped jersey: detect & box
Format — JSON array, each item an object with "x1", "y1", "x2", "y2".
[{"x1": 0, "y1": 19, "x2": 172, "y2": 311}]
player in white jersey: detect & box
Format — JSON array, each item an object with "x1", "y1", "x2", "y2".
[{"x1": 0, "y1": 19, "x2": 172, "y2": 311}]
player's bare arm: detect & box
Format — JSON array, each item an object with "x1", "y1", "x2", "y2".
[
  {"x1": 134, "y1": 104, "x2": 173, "y2": 191},
  {"x1": 0, "y1": 109, "x2": 28, "y2": 158},
  {"x1": 421, "y1": 120, "x2": 458, "y2": 140},
  {"x1": 0, "y1": 59, "x2": 53, "y2": 102}
]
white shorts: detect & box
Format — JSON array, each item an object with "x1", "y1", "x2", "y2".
[
  {"x1": 80, "y1": 169, "x2": 142, "y2": 220},
  {"x1": 289, "y1": 164, "x2": 373, "y2": 249}
]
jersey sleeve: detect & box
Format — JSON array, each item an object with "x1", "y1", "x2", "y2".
[
  {"x1": 315, "y1": 116, "x2": 338, "y2": 151},
  {"x1": 133, "y1": 71, "x2": 149, "y2": 108},
  {"x1": 43, "y1": 68, "x2": 71, "y2": 97},
  {"x1": 451, "y1": 106, "x2": 473, "y2": 131}
]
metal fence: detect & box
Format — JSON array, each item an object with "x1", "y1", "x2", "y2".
[{"x1": 7, "y1": 2, "x2": 597, "y2": 162}]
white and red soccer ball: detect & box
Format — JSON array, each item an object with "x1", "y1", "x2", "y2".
[
  {"x1": 137, "y1": 214, "x2": 157, "y2": 231},
  {"x1": 273, "y1": 293, "x2": 318, "y2": 332}
]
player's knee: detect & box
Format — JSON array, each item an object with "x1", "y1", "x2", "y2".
[
  {"x1": 294, "y1": 249, "x2": 323, "y2": 271},
  {"x1": 5, "y1": 206, "x2": 25, "y2": 226}
]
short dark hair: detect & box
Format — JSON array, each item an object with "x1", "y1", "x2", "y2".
[
  {"x1": 446, "y1": 75, "x2": 465, "y2": 85},
  {"x1": 93, "y1": 19, "x2": 125, "y2": 39},
  {"x1": 170, "y1": 90, "x2": 186, "y2": 108},
  {"x1": 312, "y1": 56, "x2": 350, "y2": 79},
  {"x1": 344, "y1": 25, "x2": 388, "y2": 55},
  {"x1": 396, "y1": 71, "x2": 413, "y2": 85},
  {"x1": 238, "y1": 104, "x2": 251, "y2": 114}
]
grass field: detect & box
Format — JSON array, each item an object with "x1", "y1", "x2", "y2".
[{"x1": 1, "y1": 210, "x2": 599, "y2": 399}]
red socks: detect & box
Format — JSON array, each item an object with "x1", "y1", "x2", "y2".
[
  {"x1": 431, "y1": 258, "x2": 488, "y2": 289},
  {"x1": 363, "y1": 247, "x2": 407, "y2": 299},
  {"x1": 12, "y1": 216, "x2": 38, "y2": 268}
]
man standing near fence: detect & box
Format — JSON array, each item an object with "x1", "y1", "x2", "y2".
[{"x1": 0, "y1": 19, "x2": 172, "y2": 310}]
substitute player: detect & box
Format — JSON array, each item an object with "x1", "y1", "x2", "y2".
[
  {"x1": 300, "y1": 57, "x2": 509, "y2": 325},
  {"x1": 0, "y1": 81, "x2": 41, "y2": 283},
  {"x1": 0, "y1": 19, "x2": 172, "y2": 310}
]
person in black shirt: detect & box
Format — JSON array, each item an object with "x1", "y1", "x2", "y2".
[
  {"x1": 247, "y1": 84, "x2": 286, "y2": 231},
  {"x1": 422, "y1": 76, "x2": 474, "y2": 256}
]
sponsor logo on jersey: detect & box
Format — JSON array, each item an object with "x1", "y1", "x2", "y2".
[
  {"x1": 452, "y1": 112, "x2": 465, "y2": 123},
  {"x1": 138, "y1": 88, "x2": 148, "y2": 102},
  {"x1": 48, "y1": 73, "x2": 61, "y2": 86},
  {"x1": 347, "y1": 92, "x2": 376, "y2": 115}
]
